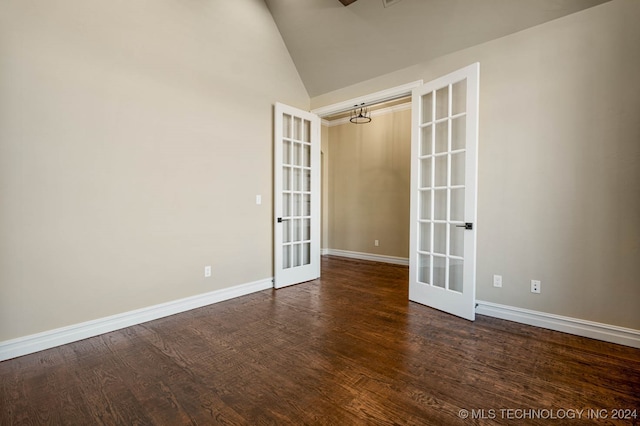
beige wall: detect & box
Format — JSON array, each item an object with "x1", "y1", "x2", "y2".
[
  {"x1": 0, "y1": 0, "x2": 309, "y2": 341},
  {"x1": 313, "y1": 0, "x2": 640, "y2": 329},
  {"x1": 326, "y1": 109, "x2": 411, "y2": 258}
]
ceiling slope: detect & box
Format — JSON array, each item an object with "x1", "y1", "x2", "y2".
[{"x1": 264, "y1": 0, "x2": 609, "y2": 97}]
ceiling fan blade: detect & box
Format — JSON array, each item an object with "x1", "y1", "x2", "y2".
[{"x1": 338, "y1": 0, "x2": 358, "y2": 5}]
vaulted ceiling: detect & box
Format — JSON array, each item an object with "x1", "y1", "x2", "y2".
[{"x1": 264, "y1": 0, "x2": 609, "y2": 97}]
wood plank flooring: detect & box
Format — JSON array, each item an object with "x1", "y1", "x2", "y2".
[{"x1": 1, "y1": 256, "x2": 639, "y2": 425}]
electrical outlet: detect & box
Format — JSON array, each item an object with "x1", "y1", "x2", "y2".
[
  {"x1": 204, "y1": 266, "x2": 212, "y2": 278},
  {"x1": 374, "y1": 240, "x2": 379, "y2": 247},
  {"x1": 531, "y1": 279, "x2": 541, "y2": 294},
  {"x1": 493, "y1": 274, "x2": 502, "y2": 288},
  {"x1": 256, "y1": 195, "x2": 262, "y2": 205}
]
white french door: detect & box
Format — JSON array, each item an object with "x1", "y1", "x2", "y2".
[
  {"x1": 409, "y1": 63, "x2": 479, "y2": 321},
  {"x1": 273, "y1": 103, "x2": 321, "y2": 288}
]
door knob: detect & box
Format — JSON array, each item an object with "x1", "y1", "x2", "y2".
[{"x1": 455, "y1": 223, "x2": 473, "y2": 230}]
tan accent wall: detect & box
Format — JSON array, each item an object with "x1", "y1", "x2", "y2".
[
  {"x1": 313, "y1": 0, "x2": 640, "y2": 329},
  {"x1": 326, "y1": 109, "x2": 411, "y2": 258},
  {"x1": 0, "y1": 0, "x2": 309, "y2": 341},
  {"x1": 320, "y1": 125, "x2": 329, "y2": 249}
]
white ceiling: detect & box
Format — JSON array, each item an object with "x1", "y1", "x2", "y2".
[{"x1": 264, "y1": 0, "x2": 609, "y2": 97}]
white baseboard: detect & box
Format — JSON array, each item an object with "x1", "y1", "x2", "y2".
[
  {"x1": 324, "y1": 248, "x2": 409, "y2": 266},
  {"x1": 476, "y1": 300, "x2": 640, "y2": 349},
  {"x1": 0, "y1": 278, "x2": 273, "y2": 361},
  {"x1": 4, "y1": 279, "x2": 637, "y2": 361}
]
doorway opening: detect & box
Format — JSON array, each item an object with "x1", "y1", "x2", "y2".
[
  {"x1": 319, "y1": 96, "x2": 413, "y2": 265},
  {"x1": 313, "y1": 81, "x2": 422, "y2": 266}
]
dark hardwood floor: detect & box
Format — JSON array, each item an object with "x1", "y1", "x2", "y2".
[{"x1": 1, "y1": 256, "x2": 639, "y2": 425}]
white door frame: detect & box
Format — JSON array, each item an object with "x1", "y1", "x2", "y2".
[
  {"x1": 309, "y1": 80, "x2": 422, "y2": 262},
  {"x1": 310, "y1": 80, "x2": 423, "y2": 118}
]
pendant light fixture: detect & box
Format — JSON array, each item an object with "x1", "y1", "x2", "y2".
[{"x1": 350, "y1": 103, "x2": 372, "y2": 124}]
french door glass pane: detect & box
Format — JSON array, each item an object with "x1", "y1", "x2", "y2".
[
  {"x1": 419, "y1": 190, "x2": 432, "y2": 220},
  {"x1": 303, "y1": 243, "x2": 310, "y2": 265},
  {"x1": 433, "y1": 223, "x2": 446, "y2": 254},
  {"x1": 421, "y1": 93, "x2": 433, "y2": 124},
  {"x1": 303, "y1": 219, "x2": 310, "y2": 240},
  {"x1": 452, "y1": 80, "x2": 467, "y2": 115},
  {"x1": 433, "y1": 256, "x2": 446, "y2": 288},
  {"x1": 420, "y1": 158, "x2": 432, "y2": 188},
  {"x1": 418, "y1": 254, "x2": 431, "y2": 284},
  {"x1": 451, "y1": 153, "x2": 465, "y2": 186},
  {"x1": 434, "y1": 155, "x2": 447, "y2": 187},
  {"x1": 303, "y1": 144, "x2": 311, "y2": 167},
  {"x1": 449, "y1": 258, "x2": 464, "y2": 292},
  {"x1": 435, "y1": 121, "x2": 448, "y2": 153},
  {"x1": 293, "y1": 243, "x2": 301, "y2": 267},
  {"x1": 293, "y1": 194, "x2": 302, "y2": 216},
  {"x1": 294, "y1": 117, "x2": 302, "y2": 141},
  {"x1": 420, "y1": 125, "x2": 432, "y2": 155},
  {"x1": 450, "y1": 225, "x2": 464, "y2": 257},
  {"x1": 435, "y1": 87, "x2": 449, "y2": 120},
  {"x1": 303, "y1": 120, "x2": 311, "y2": 142},
  {"x1": 434, "y1": 189, "x2": 447, "y2": 220},
  {"x1": 283, "y1": 114, "x2": 292, "y2": 139},
  {"x1": 293, "y1": 219, "x2": 301, "y2": 242},
  {"x1": 283, "y1": 193, "x2": 291, "y2": 217},
  {"x1": 284, "y1": 221, "x2": 291, "y2": 243},
  {"x1": 419, "y1": 222, "x2": 431, "y2": 252},
  {"x1": 303, "y1": 194, "x2": 310, "y2": 216},
  {"x1": 283, "y1": 140, "x2": 291, "y2": 165},
  {"x1": 450, "y1": 188, "x2": 465, "y2": 222},
  {"x1": 303, "y1": 169, "x2": 310, "y2": 191},
  {"x1": 283, "y1": 245, "x2": 291, "y2": 269},
  {"x1": 293, "y1": 142, "x2": 302, "y2": 166},
  {"x1": 451, "y1": 116, "x2": 466, "y2": 151},
  {"x1": 283, "y1": 167, "x2": 291, "y2": 190},
  {"x1": 293, "y1": 169, "x2": 301, "y2": 191}
]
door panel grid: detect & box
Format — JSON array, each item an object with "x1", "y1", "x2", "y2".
[
  {"x1": 417, "y1": 81, "x2": 466, "y2": 292},
  {"x1": 282, "y1": 114, "x2": 312, "y2": 270}
]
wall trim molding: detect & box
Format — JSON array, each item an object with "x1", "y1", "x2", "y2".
[
  {"x1": 324, "y1": 249, "x2": 409, "y2": 266},
  {"x1": 0, "y1": 278, "x2": 273, "y2": 361},
  {"x1": 311, "y1": 80, "x2": 422, "y2": 117},
  {"x1": 322, "y1": 102, "x2": 411, "y2": 127},
  {"x1": 476, "y1": 300, "x2": 640, "y2": 349},
  {"x1": 5, "y1": 278, "x2": 637, "y2": 360}
]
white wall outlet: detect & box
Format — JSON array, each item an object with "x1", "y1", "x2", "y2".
[
  {"x1": 204, "y1": 266, "x2": 212, "y2": 278},
  {"x1": 255, "y1": 195, "x2": 262, "y2": 205},
  {"x1": 493, "y1": 274, "x2": 502, "y2": 288},
  {"x1": 374, "y1": 240, "x2": 379, "y2": 247},
  {"x1": 531, "y1": 279, "x2": 541, "y2": 294}
]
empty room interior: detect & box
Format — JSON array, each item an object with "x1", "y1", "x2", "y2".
[{"x1": 1, "y1": 0, "x2": 639, "y2": 424}]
